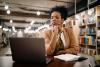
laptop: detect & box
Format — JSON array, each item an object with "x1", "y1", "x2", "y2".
[{"x1": 9, "y1": 37, "x2": 51, "y2": 64}]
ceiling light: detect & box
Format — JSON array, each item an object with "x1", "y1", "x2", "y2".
[
  {"x1": 10, "y1": 19, "x2": 13, "y2": 23},
  {"x1": 3, "y1": 28, "x2": 9, "y2": 31},
  {"x1": 0, "y1": 25, "x2": 2, "y2": 28},
  {"x1": 7, "y1": 10, "x2": 11, "y2": 14},
  {"x1": 4, "y1": 5, "x2": 9, "y2": 10},
  {"x1": 30, "y1": 20, "x2": 35, "y2": 25},
  {"x1": 12, "y1": 26, "x2": 17, "y2": 32},
  {"x1": 37, "y1": 11, "x2": 40, "y2": 16},
  {"x1": 12, "y1": 26, "x2": 15, "y2": 30}
]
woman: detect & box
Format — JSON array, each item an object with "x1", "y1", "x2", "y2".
[{"x1": 44, "y1": 6, "x2": 79, "y2": 56}]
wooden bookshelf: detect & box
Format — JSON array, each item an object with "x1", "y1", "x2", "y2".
[
  {"x1": 78, "y1": 6, "x2": 100, "y2": 56},
  {"x1": 66, "y1": 5, "x2": 100, "y2": 57}
]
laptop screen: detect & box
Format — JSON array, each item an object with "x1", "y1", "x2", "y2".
[{"x1": 9, "y1": 38, "x2": 47, "y2": 64}]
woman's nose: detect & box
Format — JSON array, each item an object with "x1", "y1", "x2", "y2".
[
  {"x1": 51, "y1": 19, "x2": 55, "y2": 23},
  {"x1": 52, "y1": 18, "x2": 56, "y2": 22}
]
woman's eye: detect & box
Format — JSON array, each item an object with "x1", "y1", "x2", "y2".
[
  {"x1": 51, "y1": 16, "x2": 59, "y2": 19},
  {"x1": 56, "y1": 16, "x2": 59, "y2": 19}
]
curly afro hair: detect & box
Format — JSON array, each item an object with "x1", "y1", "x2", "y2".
[{"x1": 50, "y1": 6, "x2": 68, "y2": 20}]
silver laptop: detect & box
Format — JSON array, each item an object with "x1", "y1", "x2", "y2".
[{"x1": 9, "y1": 37, "x2": 51, "y2": 64}]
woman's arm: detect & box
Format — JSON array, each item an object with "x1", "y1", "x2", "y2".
[
  {"x1": 65, "y1": 28, "x2": 79, "y2": 54},
  {"x1": 44, "y1": 30, "x2": 58, "y2": 56}
]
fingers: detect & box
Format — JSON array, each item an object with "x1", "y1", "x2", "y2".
[{"x1": 53, "y1": 26, "x2": 59, "y2": 35}]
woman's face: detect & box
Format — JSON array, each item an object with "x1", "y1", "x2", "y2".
[{"x1": 51, "y1": 11, "x2": 63, "y2": 27}]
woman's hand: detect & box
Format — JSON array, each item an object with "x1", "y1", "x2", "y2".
[
  {"x1": 52, "y1": 26, "x2": 60, "y2": 42},
  {"x1": 56, "y1": 50, "x2": 66, "y2": 55},
  {"x1": 52, "y1": 26, "x2": 59, "y2": 35}
]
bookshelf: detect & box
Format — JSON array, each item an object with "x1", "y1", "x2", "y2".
[
  {"x1": 75, "y1": 7, "x2": 97, "y2": 56},
  {"x1": 66, "y1": 5, "x2": 100, "y2": 57},
  {"x1": 78, "y1": 5, "x2": 100, "y2": 56},
  {"x1": 96, "y1": 6, "x2": 100, "y2": 55}
]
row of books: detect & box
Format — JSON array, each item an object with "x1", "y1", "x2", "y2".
[
  {"x1": 79, "y1": 36, "x2": 96, "y2": 46},
  {"x1": 87, "y1": 15, "x2": 96, "y2": 24},
  {"x1": 86, "y1": 27, "x2": 96, "y2": 35},
  {"x1": 80, "y1": 47, "x2": 96, "y2": 56},
  {"x1": 80, "y1": 27, "x2": 96, "y2": 35},
  {"x1": 80, "y1": 29, "x2": 86, "y2": 35},
  {"x1": 79, "y1": 16, "x2": 96, "y2": 26}
]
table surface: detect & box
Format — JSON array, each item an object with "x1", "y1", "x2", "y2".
[{"x1": 0, "y1": 55, "x2": 97, "y2": 67}]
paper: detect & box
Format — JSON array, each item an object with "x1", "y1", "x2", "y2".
[{"x1": 54, "y1": 54, "x2": 80, "y2": 61}]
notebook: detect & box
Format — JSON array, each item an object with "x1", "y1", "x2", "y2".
[{"x1": 9, "y1": 37, "x2": 51, "y2": 64}]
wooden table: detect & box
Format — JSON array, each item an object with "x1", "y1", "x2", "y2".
[{"x1": 0, "y1": 55, "x2": 97, "y2": 67}]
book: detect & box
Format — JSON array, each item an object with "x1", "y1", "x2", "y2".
[{"x1": 54, "y1": 54, "x2": 80, "y2": 61}]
